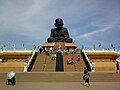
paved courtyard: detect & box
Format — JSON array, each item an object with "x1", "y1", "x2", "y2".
[{"x1": 0, "y1": 82, "x2": 120, "y2": 90}]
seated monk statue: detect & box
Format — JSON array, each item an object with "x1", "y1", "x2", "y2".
[{"x1": 47, "y1": 18, "x2": 73, "y2": 43}]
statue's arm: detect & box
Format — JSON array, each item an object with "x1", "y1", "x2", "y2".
[
  {"x1": 57, "y1": 28, "x2": 70, "y2": 41},
  {"x1": 64, "y1": 28, "x2": 69, "y2": 38},
  {"x1": 50, "y1": 29, "x2": 54, "y2": 37}
]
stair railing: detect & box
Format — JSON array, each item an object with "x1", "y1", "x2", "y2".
[
  {"x1": 81, "y1": 49, "x2": 93, "y2": 71},
  {"x1": 25, "y1": 50, "x2": 38, "y2": 72}
]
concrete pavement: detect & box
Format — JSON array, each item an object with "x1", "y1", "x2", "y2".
[{"x1": 0, "y1": 82, "x2": 120, "y2": 90}]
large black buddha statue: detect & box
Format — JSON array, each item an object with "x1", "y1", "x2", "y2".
[{"x1": 47, "y1": 18, "x2": 73, "y2": 43}]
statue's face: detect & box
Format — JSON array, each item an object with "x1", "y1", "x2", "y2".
[{"x1": 55, "y1": 23, "x2": 63, "y2": 29}]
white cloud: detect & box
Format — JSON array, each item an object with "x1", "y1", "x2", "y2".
[
  {"x1": 0, "y1": 0, "x2": 120, "y2": 49},
  {"x1": 75, "y1": 25, "x2": 114, "y2": 39}
]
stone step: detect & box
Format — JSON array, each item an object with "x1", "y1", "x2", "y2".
[
  {"x1": 32, "y1": 53, "x2": 56, "y2": 72},
  {"x1": 63, "y1": 53, "x2": 85, "y2": 72},
  {"x1": 32, "y1": 51, "x2": 85, "y2": 72}
]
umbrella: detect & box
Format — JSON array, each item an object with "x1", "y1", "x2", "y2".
[{"x1": 7, "y1": 71, "x2": 16, "y2": 79}]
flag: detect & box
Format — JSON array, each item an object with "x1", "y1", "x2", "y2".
[
  {"x1": 3, "y1": 45, "x2": 6, "y2": 47},
  {"x1": 111, "y1": 44, "x2": 114, "y2": 48},
  {"x1": 93, "y1": 44, "x2": 96, "y2": 50},
  {"x1": 99, "y1": 44, "x2": 101, "y2": 47},
  {"x1": 33, "y1": 44, "x2": 36, "y2": 50},
  {"x1": 12, "y1": 44, "x2": 16, "y2": 50}
]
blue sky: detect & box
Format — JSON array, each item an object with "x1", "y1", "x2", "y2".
[{"x1": 0, "y1": 0, "x2": 120, "y2": 50}]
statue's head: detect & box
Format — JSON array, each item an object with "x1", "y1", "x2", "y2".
[{"x1": 54, "y1": 18, "x2": 64, "y2": 29}]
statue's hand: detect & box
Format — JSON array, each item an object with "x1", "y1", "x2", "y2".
[{"x1": 56, "y1": 36, "x2": 63, "y2": 40}]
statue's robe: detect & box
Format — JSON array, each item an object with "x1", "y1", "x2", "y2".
[{"x1": 47, "y1": 27, "x2": 72, "y2": 43}]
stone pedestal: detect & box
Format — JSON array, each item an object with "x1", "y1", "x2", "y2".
[{"x1": 41, "y1": 42, "x2": 77, "y2": 50}]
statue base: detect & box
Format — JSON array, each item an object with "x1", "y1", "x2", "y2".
[{"x1": 41, "y1": 42, "x2": 77, "y2": 50}]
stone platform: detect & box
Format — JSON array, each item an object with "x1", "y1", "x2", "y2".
[{"x1": 41, "y1": 42, "x2": 77, "y2": 50}]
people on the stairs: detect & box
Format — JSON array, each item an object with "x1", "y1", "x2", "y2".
[
  {"x1": 51, "y1": 52, "x2": 56, "y2": 60},
  {"x1": 77, "y1": 55, "x2": 80, "y2": 62},
  {"x1": 24, "y1": 60, "x2": 28, "y2": 72},
  {"x1": 67, "y1": 57, "x2": 74, "y2": 65},
  {"x1": 39, "y1": 47, "x2": 42, "y2": 54}
]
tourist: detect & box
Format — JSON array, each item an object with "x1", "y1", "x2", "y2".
[
  {"x1": 67, "y1": 57, "x2": 74, "y2": 65},
  {"x1": 6, "y1": 71, "x2": 16, "y2": 85},
  {"x1": 83, "y1": 67, "x2": 90, "y2": 86},
  {"x1": 51, "y1": 52, "x2": 56, "y2": 60},
  {"x1": 77, "y1": 55, "x2": 80, "y2": 62},
  {"x1": 67, "y1": 58, "x2": 71, "y2": 65},
  {"x1": 39, "y1": 47, "x2": 42, "y2": 54},
  {"x1": 65, "y1": 49, "x2": 69, "y2": 55},
  {"x1": 49, "y1": 47, "x2": 53, "y2": 53},
  {"x1": 47, "y1": 51, "x2": 50, "y2": 56},
  {"x1": 24, "y1": 60, "x2": 28, "y2": 72},
  {"x1": 71, "y1": 58, "x2": 74, "y2": 65},
  {"x1": 116, "y1": 61, "x2": 119, "y2": 73}
]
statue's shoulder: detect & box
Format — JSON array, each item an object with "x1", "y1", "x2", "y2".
[
  {"x1": 62, "y1": 27, "x2": 68, "y2": 31},
  {"x1": 51, "y1": 28, "x2": 56, "y2": 31}
]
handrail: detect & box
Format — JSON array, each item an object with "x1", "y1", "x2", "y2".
[
  {"x1": 56, "y1": 51, "x2": 64, "y2": 71},
  {"x1": 81, "y1": 49, "x2": 93, "y2": 71},
  {"x1": 24, "y1": 50, "x2": 37, "y2": 72}
]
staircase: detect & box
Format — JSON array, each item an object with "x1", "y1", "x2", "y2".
[
  {"x1": 74, "y1": 52, "x2": 86, "y2": 72},
  {"x1": 63, "y1": 51, "x2": 85, "y2": 72},
  {"x1": 31, "y1": 53, "x2": 56, "y2": 72},
  {"x1": 31, "y1": 50, "x2": 85, "y2": 72},
  {"x1": 44, "y1": 54, "x2": 56, "y2": 72}
]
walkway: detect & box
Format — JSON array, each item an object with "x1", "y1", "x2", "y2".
[{"x1": 0, "y1": 82, "x2": 120, "y2": 90}]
